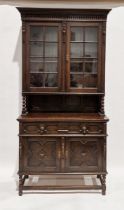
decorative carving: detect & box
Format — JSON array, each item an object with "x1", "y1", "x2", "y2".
[
  {"x1": 100, "y1": 96, "x2": 105, "y2": 115},
  {"x1": 39, "y1": 126, "x2": 47, "y2": 134},
  {"x1": 22, "y1": 96, "x2": 28, "y2": 115},
  {"x1": 80, "y1": 124, "x2": 103, "y2": 134},
  {"x1": 102, "y1": 175, "x2": 106, "y2": 195},
  {"x1": 70, "y1": 141, "x2": 98, "y2": 168},
  {"x1": 27, "y1": 140, "x2": 56, "y2": 169},
  {"x1": 19, "y1": 141, "x2": 22, "y2": 159},
  {"x1": 19, "y1": 175, "x2": 23, "y2": 196},
  {"x1": 22, "y1": 23, "x2": 26, "y2": 33},
  {"x1": 62, "y1": 22, "x2": 66, "y2": 34},
  {"x1": 61, "y1": 137, "x2": 65, "y2": 171},
  {"x1": 80, "y1": 126, "x2": 88, "y2": 135},
  {"x1": 61, "y1": 137, "x2": 65, "y2": 159},
  {"x1": 62, "y1": 21, "x2": 66, "y2": 43},
  {"x1": 18, "y1": 8, "x2": 108, "y2": 21},
  {"x1": 80, "y1": 139, "x2": 88, "y2": 145},
  {"x1": 102, "y1": 22, "x2": 106, "y2": 45}
]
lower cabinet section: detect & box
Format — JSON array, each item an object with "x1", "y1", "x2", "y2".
[
  {"x1": 20, "y1": 136, "x2": 106, "y2": 174},
  {"x1": 19, "y1": 135, "x2": 107, "y2": 196}
]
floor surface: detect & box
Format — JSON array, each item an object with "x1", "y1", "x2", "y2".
[{"x1": 0, "y1": 166, "x2": 124, "y2": 210}]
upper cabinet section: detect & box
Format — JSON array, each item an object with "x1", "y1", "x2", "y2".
[{"x1": 18, "y1": 8, "x2": 109, "y2": 93}]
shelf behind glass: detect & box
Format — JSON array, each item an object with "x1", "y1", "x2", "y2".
[
  {"x1": 70, "y1": 73, "x2": 97, "y2": 88},
  {"x1": 30, "y1": 73, "x2": 58, "y2": 88}
]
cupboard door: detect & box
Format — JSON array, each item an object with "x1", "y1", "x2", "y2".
[
  {"x1": 65, "y1": 137, "x2": 104, "y2": 172},
  {"x1": 66, "y1": 23, "x2": 102, "y2": 92},
  {"x1": 22, "y1": 137, "x2": 61, "y2": 173},
  {"x1": 25, "y1": 23, "x2": 62, "y2": 92}
]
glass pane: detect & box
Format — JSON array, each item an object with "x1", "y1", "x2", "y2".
[
  {"x1": 70, "y1": 74, "x2": 84, "y2": 88},
  {"x1": 45, "y1": 74, "x2": 57, "y2": 87},
  {"x1": 30, "y1": 26, "x2": 43, "y2": 41},
  {"x1": 85, "y1": 27, "x2": 98, "y2": 42},
  {"x1": 70, "y1": 62, "x2": 83, "y2": 72},
  {"x1": 30, "y1": 42, "x2": 43, "y2": 57},
  {"x1": 45, "y1": 27, "x2": 58, "y2": 42},
  {"x1": 30, "y1": 73, "x2": 43, "y2": 87},
  {"x1": 45, "y1": 63, "x2": 57, "y2": 72},
  {"x1": 85, "y1": 43, "x2": 97, "y2": 58},
  {"x1": 30, "y1": 57, "x2": 43, "y2": 62},
  {"x1": 71, "y1": 43, "x2": 83, "y2": 58},
  {"x1": 45, "y1": 43, "x2": 57, "y2": 57},
  {"x1": 71, "y1": 27, "x2": 83, "y2": 41},
  {"x1": 30, "y1": 62, "x2": 43, "y2": 73},
  {"x1": 45, "y1": 58, "x2": 57, "y2": 62},
  {"x1": 85, "y1": 61, "x2": 97, "y2": 73},
  {"x1": 84, "y1": 74, "x2": 97, "y2": 87}
]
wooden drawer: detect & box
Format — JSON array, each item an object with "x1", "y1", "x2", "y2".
[
  {"x1": 21, "y1": 122, "x2": 105, "y2": 135},
  {"x1": 80, "y1": 123, "x2": 105, "y2": 135}
]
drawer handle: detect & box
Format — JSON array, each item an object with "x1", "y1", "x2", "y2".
[
  {"x1": 80, "y1": 126, "x2": 88, "y2": 135},
  {"x1": 57, "y1": 129, "x2": 69, "y2": 133},
  {"x1": 81, "y1": 152, "x2": 86, "y2": 157},
  {"x1": 39, "y1": 126, "x2": 47, "y2": 134}
]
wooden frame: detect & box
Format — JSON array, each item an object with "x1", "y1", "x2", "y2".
[{"x1": 17, "y1": 8, "x2": 109, "y2": 196}]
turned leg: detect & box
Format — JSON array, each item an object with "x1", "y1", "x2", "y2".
[
  {"x1": 19, "y1": 175, "x2": 23, "y2": 196},
  {"x1": 102, "y1": 175, "x2": 106, "y2": 195}
]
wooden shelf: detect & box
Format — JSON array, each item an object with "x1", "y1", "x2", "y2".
[{"x1": 18, "y1": 113, "x2": 109, "y2": 122}]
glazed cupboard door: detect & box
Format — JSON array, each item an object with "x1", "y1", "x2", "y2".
[
  {"x1": 21, "y1": 137, "x2": 61, "y2": 173},
  {"x1": 66, "y1": 22, "x2": 103, "y2": 93},
  {"x1": 24, "y1": 23, "x2": 62, "y2": 92},
  {"x1": 65, "y1": 137, "x2": 104, "y2": 172}
]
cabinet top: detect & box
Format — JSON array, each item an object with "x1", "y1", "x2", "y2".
[
  {"x1": 17, "y1": 113, "x2": 109, "y2": 122},
  {"x1": 17, "y1": 8, "x2": 110, "y2": 21}
]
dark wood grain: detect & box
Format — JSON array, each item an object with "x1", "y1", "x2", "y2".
[
  {"x1": 17, "y1": 7, "x2": 109, "y2": 196},
  {"x1": 18, "y1": 113, "x2": 108, "y2": 122}
]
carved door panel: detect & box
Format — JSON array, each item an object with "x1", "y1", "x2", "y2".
[
  {"x1": 22, "y1": 137, "x2": 61, "y2": 172},
  {"x1": 65, "y1": 137, "x2": 103, "y2": 172}
]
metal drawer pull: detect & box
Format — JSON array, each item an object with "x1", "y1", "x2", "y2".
[{"x1": 57, "y1": 129, "x2": 69, "y2": 133}]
